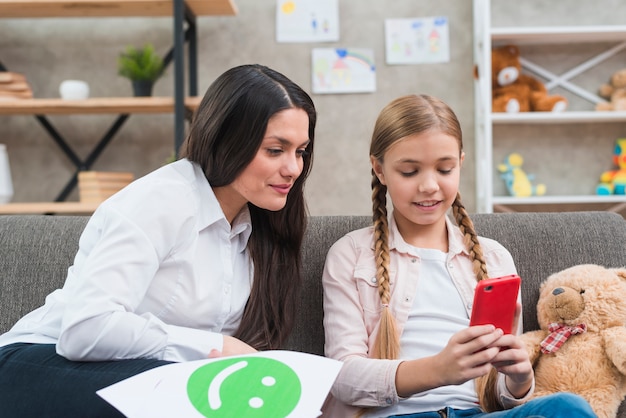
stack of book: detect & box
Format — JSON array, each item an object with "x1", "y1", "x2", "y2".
[
  {"x1": 78, "y1": 171, "x2": 134, "y2": 203},
  {"x1": 0, "y1": 72, "x2": 33, "y2": 99}
]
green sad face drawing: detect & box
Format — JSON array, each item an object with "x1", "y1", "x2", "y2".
[{"x1": 186, "y1": 356, "x2": 302, "y2": 417}]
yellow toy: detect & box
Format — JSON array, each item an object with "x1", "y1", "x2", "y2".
[
  {"x1": 519, "y1": 264, "x2": 626, "y2": 418},
  {"x1": 498, "y1": 153, "x2": 546, "y2": 197},
  {"x1": 597, "y1": 138, "x2": 626, "y2": 195}
]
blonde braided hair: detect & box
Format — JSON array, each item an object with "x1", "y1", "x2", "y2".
[
  {"x1": 452, "y1": 193, "x2": 489, "y2": 281},
  {"x1": 371, "y1": 170, "x2": 399, "y2": 360}
]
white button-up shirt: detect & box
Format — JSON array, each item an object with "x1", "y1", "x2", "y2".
[{"x1": 0, "y1": 159, "x2": 253, "y2": 362}]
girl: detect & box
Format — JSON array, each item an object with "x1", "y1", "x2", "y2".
[
  {"x1": 322, "y1": 94, "x2": 593, "y2": 417},
  {"x1": 0, "y1": 64, "x2": 316, "y2": 417}
]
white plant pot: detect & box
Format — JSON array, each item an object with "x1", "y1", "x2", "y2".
[
  {"x1": 0, "y1": 144, "x2": 14, "y2": 204},
  {"x1": 59, "y1": 80, "x2": 90, "y2": 100}
]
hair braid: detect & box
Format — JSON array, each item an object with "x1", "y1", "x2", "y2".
[
  {"x1": 452, "y1": 193, "x2": 489, "y2": 281},
  {"x1": 371, "y1": 171, "x2": 400, "y2": 360}
]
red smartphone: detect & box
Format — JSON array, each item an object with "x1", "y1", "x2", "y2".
[{"x1": 469, "y1": 274, "x2": 521, "y2": 335}]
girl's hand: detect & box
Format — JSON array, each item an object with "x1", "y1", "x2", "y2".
[
  {"x1": 435, "y1": 325, "x2": 505, "y2": 386},
  {"x1": 396, "y1": 325, "x2": 504, "y2": 397},
  {"x1": 208, "y1": 335, "x2": 258, "y2": 358},
  {"x1": 486, "y1": 333, "x2": 534, "y2": 398}
]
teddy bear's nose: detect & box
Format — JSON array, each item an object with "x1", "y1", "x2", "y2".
[{"x1": 552, "y1": 288, "x2": 564, "y2": 295}]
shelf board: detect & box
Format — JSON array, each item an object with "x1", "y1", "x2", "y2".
[
  {"x1": 492, "y1": 195, "x2": 626, "y2": 205},
  {"x1": 491, "y1": 26, "x2": 626, "y2": 45},
  {"x1": 491, "y1": 111, "x2": 626, "y2": 124},
  {"x1": 0, "y1": 96, "x2": 201, "y2": 115},
  {"x1": 0, "y1": 0, "x2": 237, "y2": 18},
  {"x1": 0, "y1": 201, "x2": 100, "y2": 214}
]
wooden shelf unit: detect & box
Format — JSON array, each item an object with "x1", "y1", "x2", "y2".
[{"x1": 0, "y1": 1, "x2": 236, "y2": 211}]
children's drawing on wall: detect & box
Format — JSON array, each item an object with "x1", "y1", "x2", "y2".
[
  {"x1": 312, "y1": 48, "x2": 376, "y2": 94},
  {"x1": 385, "y1": 16, "x2": 450, "y2": 65},
  {"x1": 276, "y1": 0, "x2": 339, "y2": 43}
]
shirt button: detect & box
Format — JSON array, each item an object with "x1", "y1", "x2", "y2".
[
  {"x1": 448, "y1": 263, "x2": 453, "y2": 269},
  {"x1": 411, "y1": 258, "x2": 417, "y2": 263},
  {"x1": 386, "y1": 398, "x2": 392, "y2": 404},
  {"x1": 467, "y1": 302, "x2": 473, "y2": 309},
  {"x1": 371, "y1": 277, "x2": 377, "y2": 283}
]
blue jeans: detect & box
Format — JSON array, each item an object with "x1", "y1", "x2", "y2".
[
  {"x1": 388, "y1": 393, "x2": 596, "y2": 418},
  {"x1": 0, "y1": 343, "x2": 173, "y2": 417}
]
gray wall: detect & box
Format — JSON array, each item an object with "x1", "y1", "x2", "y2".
[{"x1": 0, "y1": 0, "x2": 624, "y2": 215}]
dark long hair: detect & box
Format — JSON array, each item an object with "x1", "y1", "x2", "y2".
[{"x1": 180, "y1": 64, "x2": 316, "y2": 350}]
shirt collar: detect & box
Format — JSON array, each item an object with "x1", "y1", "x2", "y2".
[
  {"x1": 188, "y1": 160, "x2": 252, "y2": 253},
  {"x1": 231, "y1": 207, "x2": 253, "y2": 254},
  {"x1": 382, "y1": 213, "x2": 469, "y2": 256}
]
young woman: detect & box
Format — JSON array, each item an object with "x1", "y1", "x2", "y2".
[
  {"x1": 322, "y1": 94, "x2": 594, "y2": 417},
  {"x1": 0, "y1": 64, "x2": 316, "y2": 417}
]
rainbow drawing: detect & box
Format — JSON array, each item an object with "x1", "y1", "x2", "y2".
[
  {"x1": 312, "y1": 47, "x2": 376, "y2": 94},
  {"x1": 335, "y1": 48, "x2": 376, "y2": 72}
]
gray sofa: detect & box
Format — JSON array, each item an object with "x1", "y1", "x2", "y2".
[{"x1": 1, "y1": 212, "x2": 626, "y2": 416}]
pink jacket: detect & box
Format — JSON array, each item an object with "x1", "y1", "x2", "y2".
[{"x1": 322, "y1": 216, "x2": 526, "y2": 417}]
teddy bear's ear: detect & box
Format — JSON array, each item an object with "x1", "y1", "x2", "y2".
[
  {"x1": 505, "y1": 45, "x2": 520, "y2": 58},
  {"x1": 613, "y1": 268, "x2": 626, "y2": 281}
]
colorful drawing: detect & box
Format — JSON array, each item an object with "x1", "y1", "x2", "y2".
[
  {"x1": 312, "y1": 48, "x2": 376, "y2": 94},
  {"x1": 385, "y1": 16, "x2": 450, "y2": 65},
  {"x1": 276, "y1": 0, "x2": 339, "y2": 43}
]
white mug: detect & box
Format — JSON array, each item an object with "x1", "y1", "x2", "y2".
[{"x1": 59, "y1": 80, "x2": 90, "y2": 100}]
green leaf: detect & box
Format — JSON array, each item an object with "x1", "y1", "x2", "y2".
[{"x1": 117, "y1": 43, "x2": 165, "y2": 82}]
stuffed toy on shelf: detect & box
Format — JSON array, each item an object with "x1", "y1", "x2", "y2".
[
  {"x1": 498, "y1": 153, "x2": 546, "y2": 197},
  {"x1": 597, "y1": 137, "x2": 626, "y2": 195},
  {"x1": 519, "y1": 264, "x2": 626, "y2": 418},
  {"x1": 491, "y1": 44, "x2": 567, "y2": 113},
  {"x1": 595, "y1": 68, "x2": 626, "y2": 111}
]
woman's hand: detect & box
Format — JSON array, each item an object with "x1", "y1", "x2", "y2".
[
  {"x1": 208, "y1": 335, "x2": 258, "y2": 358},
  {"x1": 396, "y1": 325, "x2": 504, "y2": 397}
]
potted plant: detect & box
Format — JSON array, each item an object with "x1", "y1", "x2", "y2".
[{"x1": 117, "y1": 43, "x2": 164, "y2": 97}]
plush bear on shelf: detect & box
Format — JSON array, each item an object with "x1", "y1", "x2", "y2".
[
  {"x1": 491, "y1": 45, "x2": 567, "y2": 113},
  {"x1": 595, "y1": 68, "x2": 626, "y2": 111},
  {"x1": 519, "y1": 264, "x2": 626, "y2": 418},
  {"x1": 597, "y1": 137, "x2": 626, "y2": 195},
  {"x1": 498, "y1": 153, "x2": 546, "y2": 197}
]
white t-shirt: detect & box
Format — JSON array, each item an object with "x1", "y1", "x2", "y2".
[
  {"x1": 372, "y1": 247, "x2": 477, "y2": 417},
  {"x1": 0, "y1": 159, "x2": 253, "y2": 362}
]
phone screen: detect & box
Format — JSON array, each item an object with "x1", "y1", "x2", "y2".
[{"x1": 469, "y1": 274, "x2": 520, "y2": 334}]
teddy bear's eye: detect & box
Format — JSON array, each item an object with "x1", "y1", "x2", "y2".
[{"x1": 579, "y1": 289, "x2": 585, "y2": 294}]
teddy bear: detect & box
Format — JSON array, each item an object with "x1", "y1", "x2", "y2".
[
  {"x1": 596, "y1": 68, "x2": 626, "y2": 111},
  {"x1": 498, "y1": 152, "x2": 546, "y2": 197},
  {"x1": 491, "y1": 44, "x2": 568, "y2": 113},
  {"x1": 519, "y1": 264, "x2": 626, "y2": 418},
  {"x1": 597, "y1": 137, "x2": 626, "y2": 195}
]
